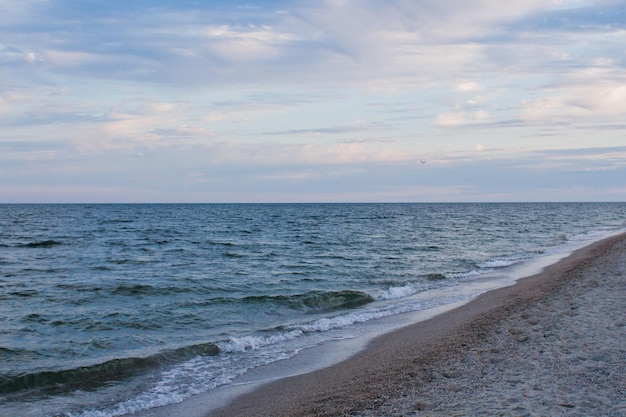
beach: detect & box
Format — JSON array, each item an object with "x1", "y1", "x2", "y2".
[{"x1": 210, "y1": 232, "x2": 626, "y2": 417}]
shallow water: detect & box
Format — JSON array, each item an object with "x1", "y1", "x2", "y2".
[{"x1": 1, "y1": 203, "x2": 624, "y2": 417}]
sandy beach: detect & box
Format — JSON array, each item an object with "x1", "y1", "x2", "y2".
[{"x1": 209, "y1": 232, "x2": 626, "y2": 417}]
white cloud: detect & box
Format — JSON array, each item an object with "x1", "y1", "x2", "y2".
[
  {"x1": 197, "y1": 139, "x2": 411, "y2": 166},
  {"x1": 0, "y1": 0, "x2": 597, "y2": 92},
  {"x1": 101, "y1": 109, "x2": 192, "y2": 145},
  {"x1": 41, "y1": 49, "x2": 102, "y2": 67},
  {"x1": 204, "y1": 113, "x2": 225, "y2": 122},
  {"x1": 570, "y1": 83, "x2": 626, "y2": 117},
  {"x1": 0, "y1": 92, "x2": 18, "y2": 115},
  {"x1": 456, "y1": 82, "x2": 481, "y2": 92},
  {"x1": 520, "y1": 67, "x2": 626, "y2": 125},
  {"x1": 203, "y1": 24, "x2": 297, "y2": 62},
  {"x1": 433, "y1": 110, "x2": 489, "y2": 127},
  {"x1": 520, "y1": 96, "x2": 589, "y2": 122}
]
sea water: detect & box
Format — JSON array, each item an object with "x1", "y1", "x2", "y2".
[{"x1": 1, "y1": 203, "x2": 624, "y2": 417}]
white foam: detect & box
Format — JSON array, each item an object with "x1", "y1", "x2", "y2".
[
  {"x1": 448, "y1": 269, "x2": 484, "y2": 279},
  {"x1": 219, "y1": 329, "x2": 304, "y2": 353},
  {"x1": 478, "y1": 253, "x2": 529, "y2": 269},
  {"x1": 378, "y1": 284, "x2": 418, "y2": 300}
]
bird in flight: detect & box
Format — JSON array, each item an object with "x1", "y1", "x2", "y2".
[{"x1": 420, "y1": 160, "x2": 426, "y2": 164}]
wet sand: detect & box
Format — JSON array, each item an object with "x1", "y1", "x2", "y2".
[{"x1": 209, "y1": 232, "x2": 626, "y2": 417}]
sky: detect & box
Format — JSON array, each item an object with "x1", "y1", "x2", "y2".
[{"x1": 1, "y1": 0, "x2": 625, "y2": 203}]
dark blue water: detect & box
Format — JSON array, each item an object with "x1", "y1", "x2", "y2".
[{"x1": 1, "y1": 203, "x2": 624, "y2": 417}]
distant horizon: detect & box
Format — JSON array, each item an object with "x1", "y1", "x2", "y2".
[{"x1": 2, "y1": 200, "x2": 624, "y2": 205}]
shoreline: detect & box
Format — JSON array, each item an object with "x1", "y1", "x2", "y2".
[{"x1": 207, "y1": 231, "x2": 626, "y2": 416}]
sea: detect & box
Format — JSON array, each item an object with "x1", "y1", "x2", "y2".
[{"x1": 1, "y1": 203, "x2": 625, "y2": 417}]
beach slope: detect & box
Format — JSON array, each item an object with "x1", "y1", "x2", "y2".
[{"x1": 210, "y1": 233, "x2": 626, "y2": 416}]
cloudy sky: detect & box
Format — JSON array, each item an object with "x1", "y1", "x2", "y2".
[{"x1": 1, "y1": 0, "x2": 625, "y2": 203}]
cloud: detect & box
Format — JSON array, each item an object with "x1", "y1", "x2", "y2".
[
  {"x1": 0, "y1": 44, "x2": 45, "y2": 67},
  {"x1": 2, "y1": 139, "x2": 625, "y2": 203},
  {"x1": 455, "y1": 81, "x2": 481, "y2": 92},
  {"x1": 520, "y1": 67, "x2": 626, "y2": 126},
  {"x1": 267, "y1": 121, "x2": 386, "y2": 136},
  {"x1": 40, "y1": 49, "x2": 103, "y2": 67},
  {"x1": 0, "y1": 0, "x2": 616, "y2": 97},
  {"x1": 0, "y1": 0, "x2": 557, "y2": 88},
  {"x1": 2, "y1": 0, "x2": 626, "y2": 202},
  {"x1": 192, "y1": 139, "x2": 410, "y2": 167},
  {"x1": 433, "y1": 110, "x2": 490, "y2": 127},
  {"x1": 99, "y1": 102, "x2": 201, "y2": 149},
  {"x1": 202, "y1": 23, "x2": 298, "y2": 62},
  {"x1": 511, "y1": 1, "x2": 626, "y2": 33}
]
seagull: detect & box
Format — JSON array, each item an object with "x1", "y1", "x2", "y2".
[{"x1": 420, "y1": 160, "x2": 426, "y2": 164}]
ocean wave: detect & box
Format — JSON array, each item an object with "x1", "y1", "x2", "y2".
[
  {"x1": 403, "y1": 245, "x2": 440, "y2": 252},
  {"x1": 222, "y1": 251, "x2": 246, "y2": 258},
  {"x1": 108, "y1": 283, "x2": 196, "y2": 297},
  {"x1": 7, "y1": 289, "x2": 40, "y2": 298},
  {"x1": 18, "y1": 239, "x2": 63, "y2": 248},
  {"x1": 239, "y1": 283, "x2": 434, "y2": 314},
  {"x1": 0, "y1": 343, "x2": 220, "y2": 395},
  {"x1": 243, "y1": 290, "x2": 374, "y2": 312},
  {"x1": 207, "y1": 240, "x2": 236, "y2": 247},
  {"x1": 477, "y1": 252, "x2": 533, "y2": 269},
  {"x1": 447, "y1": 269, "x2": 484, "y2": 279},
  {"x1": 111, "y1": 284, "x2": 156, "y2": 296},
  {"x1": 426, "y1": 273, "x2": 447, "y2": 281},
  {"x1": 0, "y1": 346, "x2": 42, "y2": 364},
  {"x1": 291, "y1": 306, "x2": 398, "y2": 333},
  {"x1": 378, "y1": 284, "x2": 418, "y2": 300},
  {"x1": 219, "y1": 329, "x2": 305, "y2": 353},
  {"x1": 300, "y1": 290, "x2": 374, "y2": 311},
  {"x1": 222, "y1": 290, "x2": 413, "y2": 352}
]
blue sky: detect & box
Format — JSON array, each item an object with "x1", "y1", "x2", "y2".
[{"x1": 1, "y1": 0, "x2": 625, "y2": 202}]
